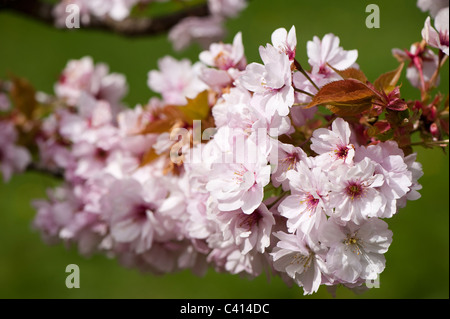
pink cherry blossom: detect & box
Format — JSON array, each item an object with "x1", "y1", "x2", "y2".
[
  {"x1": 199, "y1": 31, "x2": 246, "y2": 71},
  {"x1": 417, "y1": 0, "x2": 449, "y2": 18},
  {"x1": 168, "y1": 16, "x2": 226, "y2": 52},
  {"x1": 397, "y1": 153, "x2": 424, "y2": 208},
  {"x1": 55, "y1": 56, "x2": 127, "y2": 110},
  {"x1": 240, "y1": 44, "x2": 294, "y2": 117},
  {"x1": 310, "y1": 117, "x2": 356, "y2": 168},
  {"x1": 269, "y1": 140, "x2": 308, "y2": 190},
  {"x1": 0, "y1": 120, "x2": 31, "y2": 182},
  {"x1": 307, "y1": 33, "x2": 358, "y2": 78},
  {"x1": 208, "y1": 0, "x2": 248, "y2": 18},
  {"x1": 271, "y1": 230, "x2": 329, "y2": 295},
  {"x1": 327, "y1": 158, "x2": 385, "y2": 225},
  {"x1": 214, "y1": 203, "x2": 275, "y2": 254},
  {"x1": 102, "y1": 178, "x2": 166, "y2": 254},
  {"x1": 278, "y1": 161, "x2": 331, "y2": 234},
  {"x1": 271, "y1": 26, "x2": 297, "y2": 61},
  {"x1": 147, "y1": 56, "x2": 208, "y2": 105},
  {"x1": 0, "y1": 92, "x2": 10, "y2": 111},
  {"x1": 392, "y1": 44, "x2": 440, "y2": 88},
  {"x1": 23, "y1": 23, "x2": 439, "y2": 295},
  {"x1": 354, "y1": 141, "x2": 413, "y2": 219},
  {"x1": 422, "y1": 7, "x2": 449, "y2": 55},
  {"x1": 85, "y1": 0, "x2": 140, "y2": 21},
  {"x1": 320, "y1": 217, "x2": 393, "y2": 283},
  {"x1": 206, "y1": 140, "x2": 271, "y2": 214}
]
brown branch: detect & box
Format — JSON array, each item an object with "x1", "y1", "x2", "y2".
[
  {"x1": 0, "y1": 0, "x2": 210, "y2": 37},
  {"x1": 26, "y1": 162, "x2": 64, "y2": 179}
]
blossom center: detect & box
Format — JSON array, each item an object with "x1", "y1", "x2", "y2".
[
  {"x1": 334, "y1": 145, "x2": 349, "y2": 160},
  {"x1": 302, "y1": 193, "x2": 319, "y2": 212},
  {"x1": 440, "y1": 30, "x2": 449, "y2": 47},
  {"x1": 281, "y1": 152, "x2": 300, "y2": 171},
  {"x1": 290, "y1": 252, "x2": 312, "y2": 269},
  {"x1": 344, "y1": 234, "x2": 362, "y2": 255},
  {"x1": 345, "y1": 181, "x2": 365, "y2": 200},
  {"x1": 214, "y1": 51, "x2": 233, "y2": 70},
  {"x1": 95, "y1": 148, "x2": 109, "y2": 161},
  {"x1": 239, "y1": 209, "x2": 262, "y2": 231},
  {"x1": 132, "y1": 203, "x2": 155, "y2": 222}
]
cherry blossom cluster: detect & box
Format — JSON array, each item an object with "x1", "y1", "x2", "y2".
[
  {"x1": 1, "y1": 1, "x2": 448, "y2": 296},
  {"x1": 53, "y1": 0, "x2": 248, "y2": 50}
]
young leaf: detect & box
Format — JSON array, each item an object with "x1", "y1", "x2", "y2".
[
  {"x1": 306, "y1": 79, "x2": 375, "y2": 116},
  {"x1": 373, "y1": 62, "x2": 404, "y2": 93},
  {"x1": 138, "y1": 116, "x2": 175, "y2": 134},
  {"x1": 176, "y1": 90, "x2": 210, "y2": 123},
  {"x1": 138, "y1": 105, "x2": 187, "y2": 135},
  {"x1": 327, "y1": 64, "x2": 368, "y2": 83},
  {"x1": 9, "y1": 75, "x2": 38, "y2": 120},
  {"x1": 139, "y1": 148, "x2": 161, "y2": 167}
]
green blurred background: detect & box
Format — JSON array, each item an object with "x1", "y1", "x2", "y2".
[{"x1": 0, "y1": 0, "x2": 448, "y2": 299}]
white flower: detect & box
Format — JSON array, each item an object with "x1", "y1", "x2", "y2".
[
  {"x1": 320, "y1": 218, "x2": 393, "y2": 283},
  {"x1": 422, "y1": 7, "x2": 449, "y2": 56},
  {"x1": 307, "y1": 33, "x2": 358, "y2": 77},
  {"x1": 240, "y1": 44, "x2": 294, "y2": 117},
  {"x1": 278, "y1": 161, "x2": 330, "y2": 234},
  {"x1": 271, "y1": 230, "x2": 328, "y2": 295},
  {"x1": 310, "y1": 117, "x2": 356, "y2": 168},
  {"x1": 328, "y1": 158, "x2": 385, "y2": 224}
]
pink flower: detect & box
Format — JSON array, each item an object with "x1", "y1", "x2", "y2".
[
  {"x1": 207, "y1": 244, "x2": 268, "y2": 277},
  {"x1": 320, "y1": 217, "x2": 393, "y2": 283},
  {"x1": 0, "y1": 121, "x2": 31, "y2": 182},
  {"x1": 117, "y1": 105, "x2": 159, "y2": 157},
  {"x1": 55, "y1": 56, "x2": 127, "y2": 109},
  {"x1": 214, "y1": 203, "x2": 275, "y2": 254},
  {"x1": 422, "y1": 7, "x2": 449, "y2": 55},
  {"x1": 392, "y1": 44, "x2": 440, "y2": 88},
  {"x1": 271, "y1": 230, "x2": 328, "y2": 295},
  {"x1": 200, "y1": 31, "x2": 246, "y2": 71},
  {"x1": 33, "y1": 183, "x2": 108, "y2": 257},
  {"x1": 53, "y1": 0, "x2": 140, "y2": 26},
  {"x1": 208, "y1": 0, "x2": 247, "y2": 18},
  {"x1": 310, "y1": 117, "x2": 356, "y2": 168},
  {"x1": 417, "y1": 0, "x2": 449, "y2": 18},
  {"x1": 102, "y1": 178, "x2": 167, "y2": 254},
  {"x1": 0, "y1": 92, "x2": 10, "y2": 111},
  {"x1": 271, "y1": 26, "x2": 297, "y2": 61},
  {"x1": 278, "y1": 161, "x2": 331, "y2": 234},
  {"x1": 240, "y1": 44, "x2": 294, "y2": 117},
  {"x1": 328, "y1": 158, "x2": 385, "y2": 225},
  {"x1": 206, "y1": 141, "x2": 271, "y2": 214},
  {"x1": 147, "y1": 56, "x2": 208, "y2": 105},
  {"x1": 168, "y1": 16, "x2": 226, "y2": 51},
  {"x1": 198, "y1": 32, "x2": 247, "y2": 92},
  {"x1": 354, "y1": 141, "x2": 413, "y2": 219},
  {"x1": 86, "y1": 0, "x2": 140, "y2": 21},
  {"x1": 307, "y1": 33, "x2": 358, "y2": 78},
  {"x1": 269, "y1": 140, "x2": 308, "y2": 190},
  {"x1": 212, "y1": 87, "x2": 290, "y2": 147},
  {"x1": 32, "y1": 185, "x2": 81, "y2": 245},
  {"x1": 397, "y1": 153, "x2": 423, "y2": 208}
]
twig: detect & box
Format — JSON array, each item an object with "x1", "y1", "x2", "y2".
[
  {"x1": 0, "y1": 0, "x2": 210, "y2": 37},
  {"x1": 26, "y1": 162, "x2": 64, "y2": 179}
]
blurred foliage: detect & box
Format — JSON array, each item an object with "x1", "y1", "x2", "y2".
[{"x1": 0, "y1": 0, "x2": 448, "y2": 298}]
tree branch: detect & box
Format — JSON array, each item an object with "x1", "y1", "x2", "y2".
[
  {"x1": 26, "y1": 162, "x2": 64, "y2": 179},
  {"x1": 0, "y1": 0, "x2": 210, "y2": 37}
]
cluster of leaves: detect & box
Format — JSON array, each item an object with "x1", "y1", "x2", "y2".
[{"x1": 299, "y1": 61, "x2": 448, "y2": 156}]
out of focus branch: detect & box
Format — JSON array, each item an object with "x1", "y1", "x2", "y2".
[
  {"x1": 27, "y1": 162, "x2": 64, "y2": 179},
  {"x1": 0, "y1": 0, "x2": 210, "y2": 37}
]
